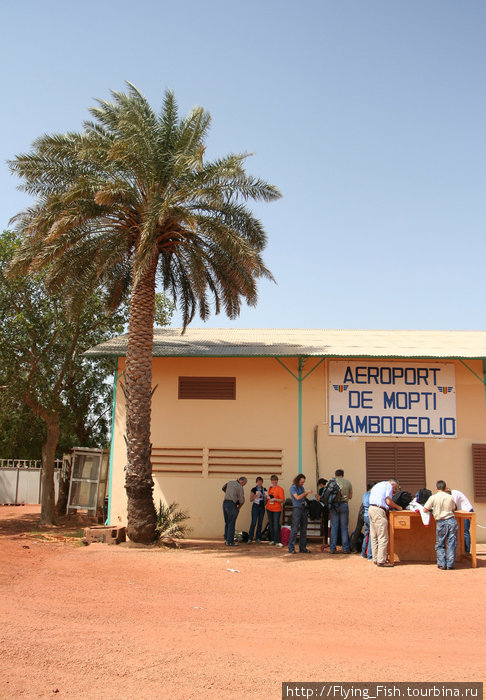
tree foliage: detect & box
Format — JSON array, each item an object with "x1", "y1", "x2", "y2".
[
  {"x1": 0, "y1": 230, "x2": 127, "y2": 521},
  {"x1": 8, "y1": 84, "x2": 280, "y2": 541}
]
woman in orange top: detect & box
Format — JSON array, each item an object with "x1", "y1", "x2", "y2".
[{"x1": 266, "y1": 474, "x2": 285, "y2": 547}]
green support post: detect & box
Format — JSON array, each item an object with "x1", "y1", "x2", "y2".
[
  {"x1": 274, "y1": 356, "x2": 325, "y2": 474},
  {"x1": 298, "y1": 358, "x2": 303, "y2": 473}
]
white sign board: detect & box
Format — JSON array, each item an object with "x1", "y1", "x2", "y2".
[{"x1": 328, "y1": 361, "x2": 456, "y2": 438}]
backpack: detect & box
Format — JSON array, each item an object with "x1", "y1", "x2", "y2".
[
  {"x1": 416, "y1": 488, "x2": 432, "y2": 505},
  {"x1": 260, "y1": 523, "x2": 271, "y2": 541},
  {"x1": 392, "y1": 490, "x2": 412, "y2": 509},
  {"x1": 235, "y1": 530, "x2": 249, "y2": 543},
  {"x1": 349, "y1": 503, "x2": 365, "y2": 552},
  {"x1": 319, "y1": 478, "x2": 342, "y2": 508},
  {"x1": 306, "y1": 499, "x2": 323, "y2": 520}
]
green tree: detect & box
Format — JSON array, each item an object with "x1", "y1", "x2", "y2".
[
  {"x1": 0, "y1": 230, "x2": 127, "y2": 524},
  {"x1": 0, "y1": 400, "x2": 46, "y2": 461},
  {"x1": 9, "y1": 84, "x2": 281, "y2": 542}
]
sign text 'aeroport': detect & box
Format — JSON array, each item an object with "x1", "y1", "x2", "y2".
[{"x1": 328, "y1": 361, "x2": 456, "y2": 438}]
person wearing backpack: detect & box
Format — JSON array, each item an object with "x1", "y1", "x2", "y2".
[
  {"x1": 329, "y1": 469, "x2": 353, "y2": 554},
  {"x1": 288, "y1": 473, "x2": 313, "y2": 554},
  {"x1": 316, "y1": 478, "x2": 329, "y2": 549}
]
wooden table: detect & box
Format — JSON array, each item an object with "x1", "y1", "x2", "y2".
[{"x1": 389, "y1": 510, "x2": 476, "y2": 568}]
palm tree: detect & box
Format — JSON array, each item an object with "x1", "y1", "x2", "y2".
[{"x1": 9, "y1": 84, "x2": 281, "y2": 543}]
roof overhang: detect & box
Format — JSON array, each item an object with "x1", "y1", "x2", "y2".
[{"x1": 84, "y1": 328, "x2": 486, "y2": 361}]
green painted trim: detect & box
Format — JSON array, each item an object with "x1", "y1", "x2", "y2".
[
  {"x1": 274, "y1": 356, "x2": 325, "y2": 474},
  {"x1": 459, "y1": 359, "x2": 486, "y2": 386},
  {"x1": 298, "y1": 358, "x2": 304, "y2": 473},
  {"x1": 302, "y1": 357, "x2": 325, "y2": 380},
  {"x1": 105, "y1": 358, "x2": 119, "y2": 526},
  {"x1": 274, "y1": 356, "x2": 299, "y2": 380}
]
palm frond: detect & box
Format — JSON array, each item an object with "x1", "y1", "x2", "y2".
[{"x1": 155, "y1": 500, "x2": 191, "y2": 540}]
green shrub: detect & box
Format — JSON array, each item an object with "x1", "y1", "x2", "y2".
[{"x1": 155, "y1": 501, "x2": 191, "y2": 541}]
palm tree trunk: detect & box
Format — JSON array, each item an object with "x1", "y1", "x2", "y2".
[{"x1": 124, "y1": 256, "x2": 158, "y2": 543}]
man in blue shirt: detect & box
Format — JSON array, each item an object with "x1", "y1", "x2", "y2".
[{"x1": 368, "y1": 479, "x2": 402, "y2": 566}]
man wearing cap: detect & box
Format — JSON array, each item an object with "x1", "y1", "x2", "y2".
[
  {"x1": 368, "y1": 478, "x2": 403, "y2": 567},
  {"x1": 222, "y1": 476, "x2": 247, "y2": 546}
]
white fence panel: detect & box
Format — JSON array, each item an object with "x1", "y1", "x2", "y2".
[
  {"x1": 18, "y1": 470, "x2": 41, "y2": 504},
  {"x1": 0, "y1": 470, "x2": 17, "y2": 504},
  {"x1": 0, "y1": 467, "x2": 60, "y2": 504}
]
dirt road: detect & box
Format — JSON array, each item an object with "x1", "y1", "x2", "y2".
[{"x1": 0, "y1": 506, "x2": 484, "y2": 699}]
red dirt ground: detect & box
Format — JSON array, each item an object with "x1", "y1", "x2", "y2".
[{"x1": 0, "y1": 505, "x2": 485, "y2": 700}]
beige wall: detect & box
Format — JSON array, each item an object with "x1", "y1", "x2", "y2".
[{"x1": 109, "y1": 357, "x2": 486, "y2": 542}]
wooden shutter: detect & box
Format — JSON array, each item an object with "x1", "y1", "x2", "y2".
[
  {"x1": 472, "y1": 444, "x2": 486, "y2": 502},
  {"x1": 395, "y1": 443, "x2": 426, "y2": 494},
  {"x1": 178, "y1": 376, "x2": 236, "y2": 400},
  {"x1": 366, "y1": 442, "x2": 426, "y2": 494},
  {"x1": 365, "y1": 443, "x2": 396, "y2": 485}
]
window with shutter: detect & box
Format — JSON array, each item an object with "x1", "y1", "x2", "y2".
[
  {"x1": 472, "y1": 444, "x2": 486, "y2": 502},
  {"x1": 366, "y1": 442, "x2": 426, "y2": 495},
  {"x1": 178, "y1": 376, "x2": 236, "y2": 400}
]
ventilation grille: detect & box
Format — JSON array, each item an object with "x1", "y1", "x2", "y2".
[
  {"x1": 178, "y1": 377, "x2": 236, "y2": 400},
  {"x1": 208, "y1": 448, "x2": 283, "y2": 476},
  {"x1": 151, "y1": 447, "x2": 204, "y2": 475},
  {"x1": 151, "y1": 446, "x2": 284, "y2": 477}
]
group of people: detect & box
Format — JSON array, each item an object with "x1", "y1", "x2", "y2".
[
  {"x1": 222, "y1": 474, "x2": 285, "y2": 547},
  {"x1": 222, "y1": 471, "x2": 474, "y2": 567},
  {"x1": 222, "y1": 468, "x2": 354, "y2": 554},
  {"x1": 361, "y1": 478, "x2": 473, "y2": 568}
]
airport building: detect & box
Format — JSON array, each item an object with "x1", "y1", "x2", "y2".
[{"x1": 87, "y1": 328, "x2": 486, "y2": 542}]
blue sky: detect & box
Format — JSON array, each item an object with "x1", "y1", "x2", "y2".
[{"x1": 1, "y1": 1, "x2": 485, "y2": 330}]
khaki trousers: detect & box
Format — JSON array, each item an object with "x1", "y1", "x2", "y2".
[{"x1": 369, "y1": 506, "x2": 389, "y2": 564}]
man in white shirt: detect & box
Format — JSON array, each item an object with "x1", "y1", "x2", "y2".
[
  {"x1": 368, "y1": 479, "x2": 402, "y2": 567},
  {"x1": 450, "y1": 488, "x2": 474, "y2": 555}
]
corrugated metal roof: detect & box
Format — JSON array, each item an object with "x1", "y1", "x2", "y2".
[{"x1": 85, "y1": 328, "x2": 486, "y2": 359}]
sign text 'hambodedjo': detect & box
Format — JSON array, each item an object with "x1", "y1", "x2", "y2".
[{"x1": 328, "y1": 361, "x2": 456, "y2": 438}]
